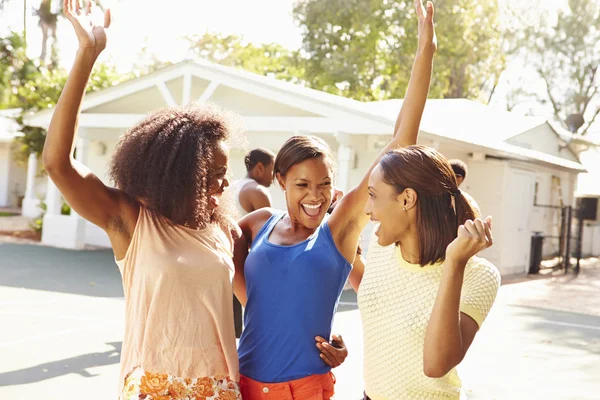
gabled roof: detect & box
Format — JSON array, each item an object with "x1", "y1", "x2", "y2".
[
  {"x1": 25, "y1": 60, "x2": 584, "y2": 171},
  {"x1": 26, "y1": 59, "x2": 391, "y2": 126}
]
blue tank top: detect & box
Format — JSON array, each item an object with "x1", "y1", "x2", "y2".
[{"x1": 238, "y1": 212, "x2": 352, "y2": 383}]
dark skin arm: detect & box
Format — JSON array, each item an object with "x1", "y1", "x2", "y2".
[{"x1": 43, "y1": 0, "x2": 137, "y2": 260}]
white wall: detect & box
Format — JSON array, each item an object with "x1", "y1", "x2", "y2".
[
  {"x1": 583, "y1": 222, "x2": 600, "y2": 256},
  {"x1": 506, "y1": 125, "x2": 580, "y2": 162},
  {"x1": 465, "y1": 159, "x2": 507, "y2": 271},
  {"x1": 0, "y1": 143, "x2": 10, "y2": 206},
  {"x1": 7, "y1": 145, "x2": 27, "y2": 207}
]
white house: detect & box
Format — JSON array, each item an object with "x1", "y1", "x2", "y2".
[
  {"x1": 25, "y1": 59, "x2": 588, "y2": 276},
  {"x1": 0, "y1": 109, "x2": 27, "y2": 209}
]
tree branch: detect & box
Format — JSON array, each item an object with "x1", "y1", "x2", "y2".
[
  {"x1": 580, "y1": 107, "x2": 600, "y2": 136},
  {"x1": 539, "y1": 68, "x2": 563, "y2": 123},
  {"x1": 581, "y1": 65, "x2": 599, "y2": 116}
]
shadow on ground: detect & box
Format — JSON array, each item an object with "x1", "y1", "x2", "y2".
[
  {"x1": 0, "y1": 342, "x2": 122, "y2": 386},
  {"x1": 0, "y1": 243, "x2": 122, "y2": 298}
]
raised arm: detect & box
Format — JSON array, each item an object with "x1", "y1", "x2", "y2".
[
  {"x1": 423, "y1": 217, "x2": 495, "y2": 377},
  {"x1": 42, "y1": 1, "x2": 134, "y2": 257},
  {"x1": 329, "y1": 0, "x2": 437, "y2": 262}
]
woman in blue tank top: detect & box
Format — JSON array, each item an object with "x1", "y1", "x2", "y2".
[{"x1": 234, "y1": 2, "x2": 436, "y2": 396}]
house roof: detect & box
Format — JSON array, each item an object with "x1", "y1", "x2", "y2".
[
  {"x1": 363, "y1": 99, "x2": 547, "y2": 142},
  {"x1": 26, "y1": 60, "x2": 585, "y2": 172}
]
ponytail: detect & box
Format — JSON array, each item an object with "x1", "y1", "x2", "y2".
[{"x1": 453, "y1": 190, "x2": 478, "y2": 230}]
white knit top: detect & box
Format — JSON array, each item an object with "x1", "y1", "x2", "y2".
[{"x1": 358, "y1": 231, "x2": 501, "y2": 400}]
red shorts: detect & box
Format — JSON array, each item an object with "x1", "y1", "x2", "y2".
[{"x1": 240, "y1": 372, "x2": 335, "y2": 400}]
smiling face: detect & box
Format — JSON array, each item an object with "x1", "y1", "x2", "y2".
[
  {"x1": 207, "y1": 141, "x2": 230, "y2": 211},
  {"x1": 277, "y1": 156, "x2": 334, "y2": 230},
  {"x1": 365, "y1": 164, "x2": 416, "y2": 247}
]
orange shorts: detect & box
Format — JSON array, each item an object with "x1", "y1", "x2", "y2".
[{"x1": 240, "y1": 372, "x2": 335, "y2": 400}]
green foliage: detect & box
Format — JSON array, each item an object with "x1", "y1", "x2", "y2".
[
  {"x1": 187, "y1": 33, "x2": 305, "y2": 83},
  {"x1": 0, "y1": 32, "x2": 133, "y2": 164},
  {"x1": 61, "y1": 202, "x2": 71, "y2": 216},
  {"x1": 30, "y1": 200, "x2": 47, "y2": 234},
  {"x1": 514, "y1": 0, "x2": 600, "y2": 135},
  {"x1": 293, "y1": 0, "x2": 505, "y2": 101}
]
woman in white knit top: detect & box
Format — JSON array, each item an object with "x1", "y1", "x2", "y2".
[
  {"x1": 357, "y1": 145, "x2": 500, "y2": 400},
  {"x1": 344, "y1": 3, "x2": 500, "y2": 399}
]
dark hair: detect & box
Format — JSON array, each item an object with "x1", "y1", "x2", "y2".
[
  {"x1": 245, "y1": 148, "x2": 275, "y2": 171},
  {"x1": 274, "y1": 136, "x2": 335, "y2": 182},
  {"x1": 449, "y1": 159, "x2": 468, "y2": 179},
  {"x1": 109, "y1": 104, "x2": 237, "y2": 229},
  {"x1": 380, "y1": 145, "x2": 477, "y2": 266}
]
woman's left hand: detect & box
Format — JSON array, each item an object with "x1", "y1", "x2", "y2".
[
  {"x1": 445, "y1": 216, "x2": 493, "y2": 266},
  {"x1": 315, "y1": 334, "x2": 348, "y2": 368}
]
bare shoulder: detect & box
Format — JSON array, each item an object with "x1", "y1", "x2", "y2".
[
  {"x1": 238, "y1": 207, "x2": 279, "y2": 240},
  {"x1": 240, "y1": 207, "x2": 278, "y2": 227},
  {"x1": 241, "y1": 181, "x2": 270, "y2": 197}
]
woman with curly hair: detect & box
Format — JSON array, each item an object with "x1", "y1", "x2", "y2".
[{"x1": 43, "y1": 1, "x2": 241, "y2": 399}]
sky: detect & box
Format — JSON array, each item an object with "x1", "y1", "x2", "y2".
[{"x1": 0, "y1": 0, "x2": 303, "y2": 69}]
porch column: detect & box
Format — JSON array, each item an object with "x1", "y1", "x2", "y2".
[
  {"x1": 21, "y1": 153, "x2": 42, "y2": 217},
  {"x1": 41, "y1": 137, "x2": 87, "y2": 249},
  {"x1": 335, "y1": 133, "x2": 355, "y2": 194},
  {"x1": 44, "y1": 177, "x2": 62, "y2": 216}
]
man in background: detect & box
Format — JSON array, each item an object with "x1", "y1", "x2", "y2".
[
  {"x1": 232, "y1": 148, "x2": 275, "y2": 216},
  {"x1": 231, "y1": 148, "x2": 275, "y2": 338},
  {"x1": 449, "y1": 159, "x2": 481, "y2": 216}
]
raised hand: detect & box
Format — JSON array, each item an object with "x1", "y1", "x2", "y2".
[
  {"x1": 445, "y1": 216, "x2": 493, "y2": 266},
  {"x1": 415, "y1": 0, "x2": 437, "y2": 54},
  {"x1": 63, "y1": 0, "x2": 111, "y2": 57}
]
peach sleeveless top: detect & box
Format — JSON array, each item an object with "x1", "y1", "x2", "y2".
[{"x1": 115, "y1": 207, "x2": 239, "y2": 391}]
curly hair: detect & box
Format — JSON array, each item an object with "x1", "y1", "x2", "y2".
[{"x1": 109, "y1": 104, "x2": 239, "y2": 229}]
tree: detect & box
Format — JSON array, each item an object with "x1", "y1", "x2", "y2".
[
  {"x1": 0, "y1": 0, "x2": 62, "y2": 65},
  {"x1": 187, "y1": 33, "x2": 305, "y2": 84},
  {"x1": 515, "y1": 0, "x2": 600, "y2": 135},
  {"x1": 0, "y1": 32, "x2": 132, "y2": 164},
  {"x1": 293, "y1": 0, "x2": 505, "y2": 101}
]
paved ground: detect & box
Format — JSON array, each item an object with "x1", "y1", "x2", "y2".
[{"x1": 1, "y1": 242, "x2": 599, "y2": 399}]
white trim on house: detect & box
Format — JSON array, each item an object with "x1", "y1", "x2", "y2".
[{"x1": 25, "y1": 59, "x2": 586, "y2": 174}]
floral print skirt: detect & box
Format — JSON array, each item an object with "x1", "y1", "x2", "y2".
[{"x1": 119, "y1": 367, "x2": 241, "y2": 400}]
